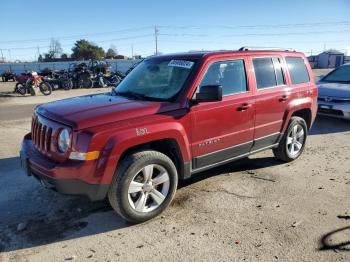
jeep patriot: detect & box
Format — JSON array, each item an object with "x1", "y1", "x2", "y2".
[{"x1": 20, "y1": 48, "x2": 318, "y2": 223}]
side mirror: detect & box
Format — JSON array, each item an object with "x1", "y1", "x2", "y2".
[{"x1": 194, "y1": 85, "x2": 222, "y2": 103}]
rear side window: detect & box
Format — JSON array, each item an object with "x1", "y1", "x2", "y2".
[
  {"x1": 286, "y1": 57, "x2": 310, "y2": 84},
  {"x1": 253, "y1": 57, "x2": 285, "y2": 89}
]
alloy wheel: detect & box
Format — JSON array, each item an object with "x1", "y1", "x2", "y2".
[
  {"x1": 286, "y1": 123, "x2": 305, "y2": 157},
  {"x1": 127, "y1": 164, "x2": 170, "y2": 213}
]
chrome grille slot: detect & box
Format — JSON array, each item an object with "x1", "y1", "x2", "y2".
[
  {"x1": 36, "y1": 122, "x2": 41, "y2": 147},
  {"x1": 31, "y1": 116, "x2": 53, "y2": 154},
  {"x1": 45, "y1": 127, "x2": 52, "y2": 152},
  {"x1": 40, "y1": 125, "x2": 46, "y2": 150}
]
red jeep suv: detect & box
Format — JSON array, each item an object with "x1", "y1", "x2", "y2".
[{"x1": 20, "y1": 48, "x2": 317, "y2": 223}]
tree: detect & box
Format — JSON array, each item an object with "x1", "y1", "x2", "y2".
[
  {"x1": 48, "y1": 38, "x2": 62, "y2": 59},
  {"x1": 71, "y1": 39, "x2": 105, "y2": 60},
  {"x1": 60, "y1": 53, "x2": 68, "y2": 60},
  {"x1": 38, "y1": 54, "x2": 43, "y2": 62},
  {"x1": 106, "y1": 45, "x2": 118, "y2": 58}
]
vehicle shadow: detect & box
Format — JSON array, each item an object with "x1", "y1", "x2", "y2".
[
  {"x1": 0, "y1": 155, "x2": 283, "y2": 253},
  {"x1": 310, "y1": 115, "x2": 350, "y2": 135},
  {"x1": 319, "y1": 226, "x2": 350, "y2": 252},
  {"x1": 0, "y1": 156, "x2": 127, "y2": 253},
  {"x1": 179, "y1": 156, "x2": 282, "y2": 188}
]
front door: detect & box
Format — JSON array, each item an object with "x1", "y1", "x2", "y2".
[{"x1": 190, "y1": 58, "x2": 255, "y2": 171}]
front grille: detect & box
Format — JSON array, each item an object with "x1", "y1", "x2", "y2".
[
  {"x1": 318, "y1": 108, "x2": 344, "y2": 116},
  {"x1": 32, "y1": 116, "x2": 53, "y2": 153},
  {"x1": 318, "y1": 97, "x2": 350, "y2": 103}
]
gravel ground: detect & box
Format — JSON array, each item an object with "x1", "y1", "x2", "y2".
[{"x1": 1, "y1": 69, "x2": 349, "y2": 262}]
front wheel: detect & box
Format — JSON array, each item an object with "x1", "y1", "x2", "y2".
[
  {"x1": 39, "y1": 82, "x2": 52, "y2": 96},
  {"x1": 108, "y1": 150, "x2": 178, "y2": 224},
  {"x1": 273, "y1": 116, "x2": 308, "y2": 162}
]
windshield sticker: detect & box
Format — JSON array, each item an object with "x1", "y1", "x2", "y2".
[{"x1": 168, "y1": 60, "x2": 194, "y2": 69}]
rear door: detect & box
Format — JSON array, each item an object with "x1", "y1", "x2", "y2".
[
  {"x1": 190, "y1": 57, "x2": 255, "y2": 170},
  {"x1": 250, "y1": 56, "x2": 291, "y2": 151}
]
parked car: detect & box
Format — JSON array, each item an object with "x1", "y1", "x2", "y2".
[
  {"x1": 20, "y1": 49, "x2": 317, "y2": 223},
  {"x1": 317, "y1": 63, "x2": 350, "y2": 119}
]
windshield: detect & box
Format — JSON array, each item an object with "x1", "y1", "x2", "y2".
[
  {"x1": 322, "y1": 65, "x2": 350, "y2": 83},
  {"x1": 113, "y1": 59, "x2": 195, "y2": 101}
]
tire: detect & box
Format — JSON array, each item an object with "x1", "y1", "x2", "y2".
[
  {"x1": 39, "y1": 82, "x2": 52, "y2": 96},
  {"x1": 16, "y1": 83, "x2": 26, "y2": 95},
  {"x1": 62, "y1": 79, "x2": 73, "y2": 90},
  {"x1": 273, "y1": 116, "x2": 308, "y2": 162},
  {"x1": 81, "y1": 78, "x2": 93, "y2": 88},
  {"x1": 108, "y1": 150, "x2": 178, "y2": 224}
]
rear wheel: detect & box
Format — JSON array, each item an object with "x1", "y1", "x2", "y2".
[
  {"x1": 108, "y1": 150, "x2": 178, "y2": 224},
  {"x1": 62, "y1": 79, "x2": 73, "y2": 90},
  {"x1": 15, "y1": 83, "x2": 26, "y2": 95},
  {"x1": 273, "y1": 116, "x2": 307, "y2": 162},
  {"x1": 81, "y1": 78, "x2": 93, "y2": 88}
]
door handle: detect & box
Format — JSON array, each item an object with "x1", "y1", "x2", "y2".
[
  {"x1": 237, "y1": 103, "x2": 251, "y2": 111},
  {"x1": 279, "y1": 95, "x2": 289, "y2": 102}
]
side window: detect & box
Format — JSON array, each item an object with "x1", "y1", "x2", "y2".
[
  {"x1": 199, "y1": 60, "x2": 247, "y2": 96},
  {"x1": 253, "y1": 57, "x2": 285, "y2": 89},
  {"x1": 272, "y1": 57, "x2": 285, "y2": 86},
  {"x1": 253, "y1": 58, "x2": 276, "y2": 89},
  {"x1": 286, "y1": 57, "x2": 310, "y2": 84}
]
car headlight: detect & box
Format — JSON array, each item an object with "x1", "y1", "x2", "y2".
[{"x1": 58, "y1": 129, "x2": 70, "y2": 153}]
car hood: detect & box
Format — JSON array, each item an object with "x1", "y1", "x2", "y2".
[
  {"x1": 317, "y1": 81, "x2": 350, "y2": 98},
  {"x1": 36, "y1": 93, "x2": 182, "y2": 129}
]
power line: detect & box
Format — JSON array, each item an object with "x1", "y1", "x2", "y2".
[
  {"x1": 0, "y1": 26, "x2": 154, "y2": 44},
  {"x1": 2, "y1": 20, "x2": 350, "y2": 45},
  {"x1": 159, "y1": 20, "x2": 350, "y2": 30},
  {"x1": 2, "y1": 34, "x2": 154, "y2": 50},
  {"x1": 159, "y1": 29, "x2": 350, "y2": 38}
]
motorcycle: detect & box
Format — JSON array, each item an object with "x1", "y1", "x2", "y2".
[
  {"x1": 93, "y1": 72, "x2": 122, "y2": 88},
  {"x1": 68, "y1": 63, "x2": 93, "y2": 89},
  {"x1": 45, "y1": 71, "x2": 73, "y2": 91},
  {"x1": 1, "y1": 71, "x2": 16, "y2": 82},
  {"x1": 14, "y1": 71, "x2": 52, "y2": 96}
]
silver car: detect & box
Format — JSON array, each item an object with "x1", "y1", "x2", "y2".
[{"x1": 317, "y1": 64, "x2": 350, "y2": 119}]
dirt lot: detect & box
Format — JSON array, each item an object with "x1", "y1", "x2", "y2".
[{"x1": 0, "y1": 69, "x2": 349, "y2": 262}]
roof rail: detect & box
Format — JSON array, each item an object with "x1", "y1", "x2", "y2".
[{"x1": 238, "y1": 46, "x2": 296, "y2": 52}]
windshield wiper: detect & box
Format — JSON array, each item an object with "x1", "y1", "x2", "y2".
[{"x1": 114, "y1": 91, "x2": 149, "y2": 100}]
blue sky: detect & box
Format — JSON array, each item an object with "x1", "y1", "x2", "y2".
[{"x1": 0, "y1": 0, "x2": 350, "y2": 61}]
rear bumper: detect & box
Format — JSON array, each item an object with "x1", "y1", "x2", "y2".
[{"x1": 20, "y1": 135, "x2": 109, "y2": 201}]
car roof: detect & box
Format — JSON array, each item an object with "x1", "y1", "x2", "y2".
[{"x1": 147, "y1": 49, "x2": 304, "y2": 61}]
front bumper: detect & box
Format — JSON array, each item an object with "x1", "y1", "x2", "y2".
[
  {"x1": 317, "y1": 102, "x2": 350, "y2": 119},
  {"x1": 20, "y1": 136, "x2": 109, "y2": 201}
]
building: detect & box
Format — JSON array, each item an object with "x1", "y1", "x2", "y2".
[{"x1": 308, "y1": 49, "x2": 349, "y2": 68}]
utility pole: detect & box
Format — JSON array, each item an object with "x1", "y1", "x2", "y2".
[
  {"x1": 37, "y1": 46, "x2": 41, "y2": 61},
  {"x1": 0, "y1": 49, "x2": 4, "y2": 62},
  {"x1": 7, "y1": 49, "x2": 11, "y2": 62},
  {"x1": 154, "y1": 25, "x2": 159, "y2": 55},
  {"x1": 131, "y1": 44, "x2": 134, "y2": 59}
]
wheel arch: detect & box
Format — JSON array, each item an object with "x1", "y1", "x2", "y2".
[
  {"x1": 281, "y1": 98, "x2": 313, "y2": 133},
  {"x1": 100, "y1": 127, "x2": 192, "y2": 184}
]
